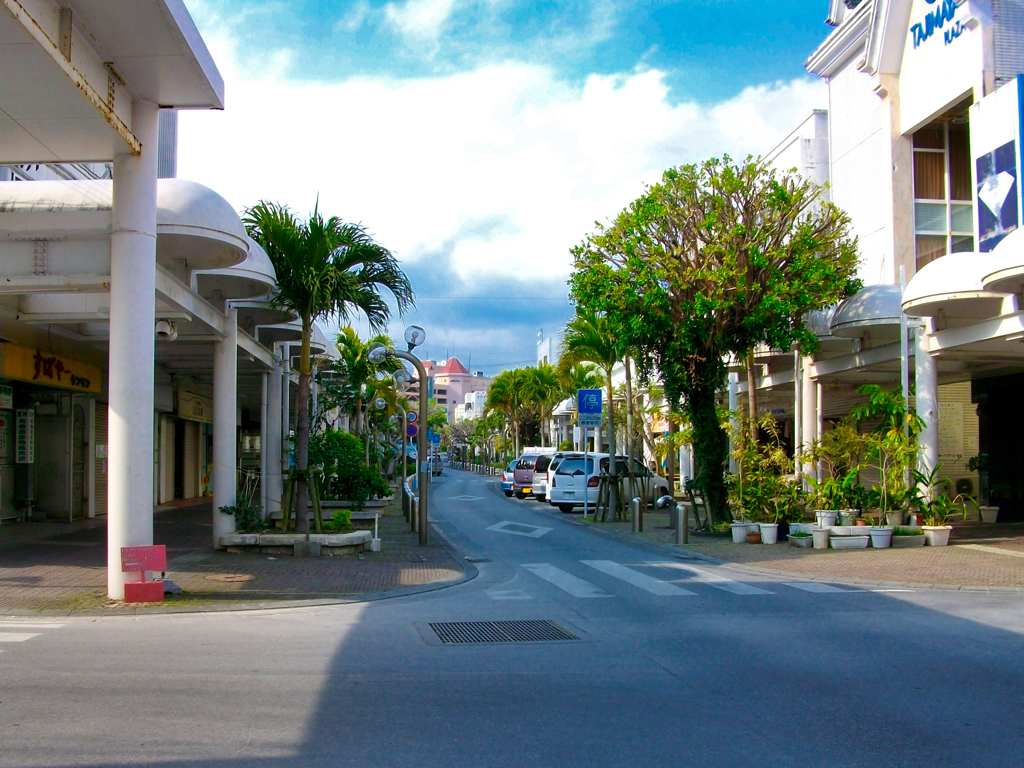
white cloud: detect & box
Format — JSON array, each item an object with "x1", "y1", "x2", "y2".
[
  {"x1": 384, "y1": 0, "x2": 459, "y2": 42},
  {"x1": 178, "y1": 38, "x2": 825, "y2": 291},
  {"x1": 335, "y1": 1, "x2": 372, "y2": 34}
]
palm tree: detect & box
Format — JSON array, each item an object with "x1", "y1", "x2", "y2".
[
  {"x1": 245, "y1": 202, "x2": 413, "y2": 534},
  {"x1": 486, "y1": 368, "x2": 527, "y2": 457},
  {"x1": 333, "y1": 326, "x2": 396, "y2": 435},
  {"x1": 522, "y1": 363, "x2": 561, "y2": 447},
  {"x1": 560, "y1": 310, "x2": 624, "y2": 519}
]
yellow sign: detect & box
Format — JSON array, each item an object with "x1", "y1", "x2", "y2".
[
  {"x1": 2, "y1": 344, "x2": 102, "y2": 394},
  {"x1": 177, "y1": 391, "x2": 212, "y2": 423}
]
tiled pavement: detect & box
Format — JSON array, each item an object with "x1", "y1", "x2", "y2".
[
  {"x1": 0, "y1": 497, "x2": 464, "y2": 613},
  {"x1": 586, "y1": 508, "x2": 1024, "y2": 589}
]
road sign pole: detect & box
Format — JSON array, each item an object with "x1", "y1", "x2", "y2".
[{"x1": 583, "y1": 427, "x2": 589, "y2": 520}]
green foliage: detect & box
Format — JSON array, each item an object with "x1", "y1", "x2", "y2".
[
  {"x1": 894, "y1": 526, "x2": 924, "y2": 536},
  {"x1": 568, "y1": 156, "x2": 860, "y2": 523},
  {"x1": 558, "y1": 440, "x2": 575, "y2": 451},
  {"x1": 908, "y1": 465, "x2": 976, "y2": 526},
  {"x1": 219, "y1": 503, "x2": 264, "y2": 533},
  {"x1": 728, "y1": 415, "x2": 805, "y2": 523},
  {"x1": 310, "y1": 429, "x2": 391, "y2": 509},
  {"x1": 789, "y1": 531, "x2": 812, "y2": 539},
  {"x1": 324, "y1": 510, "x2": 353, "y2": 532},
  {"x1": 809, "y1": 470, "x2": 867, "y2": 511}
]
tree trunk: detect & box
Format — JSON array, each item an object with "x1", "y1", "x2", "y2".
[
  {"x1": 686, "y1": 361, "x2": 731, "y2": 524},
  {"x1": 294, "y1": 318, "x2": 312, "y2": 535},
  {"x1": 666, "y1": 414, "x2": 677, "y2": 495},
  {"x1": 604, "y1": 370, "x2": 618, "y2": 521},
  {"x1": 624, "y1": 357, "x2": 636, "y2": 502},
  {"x1": 746, "y1": 349, "x2": 758, "y2": 439}
]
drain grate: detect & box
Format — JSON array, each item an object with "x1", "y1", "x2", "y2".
[
  {"x1": 465, "y1": 556, "x2": 491, "y2": 563},
  {"x1": 429, "y1": 620, "x2": 579, "y2": 644}
]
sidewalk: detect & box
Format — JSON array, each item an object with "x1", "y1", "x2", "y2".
[
  {"x1": 0, "y1": 496, "x2": 465, "y2": 614},
  {"x1": 584, "y1": 510, "x2": 1024, "y2": 589}
]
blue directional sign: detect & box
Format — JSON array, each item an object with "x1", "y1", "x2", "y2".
[
  {"x1": 427, "y1": 428, "x2": 441, "y2": 444},
  {"x1": 578, "y1": 388, "x2": 603, "y2": 428}
]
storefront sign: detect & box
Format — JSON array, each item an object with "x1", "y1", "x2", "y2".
[
  {"x1": 1, "y1": 344, "x2": 102, "y2": 394},
  {"x1": 970, "y1": 76, "x2": 1024, "y2": 252},
  {"x1": 0, "y1": 384, "x2": 11, "y2": 410},
  {"x1": 177, "y1": 391, "x2": 213, "y2": 423},
  {"x1": 16, "y1": 408, "x2": 34, "y2": 464},
  {"x1": 910, "y1": 0, "x2": 962, "y2": 49}
]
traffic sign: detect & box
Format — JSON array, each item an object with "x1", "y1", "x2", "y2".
[
  {"x1": 407, "y1": 424, "x2": 418, "y2": 438},
  {"x1": 408, "y1": 411, "x2": 417, "y2": 423},
  {"x1": 578, "y1": 388, "x2": 603, "y2": 428},
  {"x1": 427, "y1": 428, "x2": 441, "y2": 444}
]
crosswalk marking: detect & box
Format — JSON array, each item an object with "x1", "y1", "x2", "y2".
[
  {"x1": 647, "y1": 562, "x2": 775, "y2": 595},
  {"x1": 486, "y1": 589, "x2": 533, "y2": 600},
  {"x1": 520, "y1": 563, "x2": 612, "y2": 598},
  {"x1": 582, "y1": 560, "x2": 696, "y2": 595},
  {"x1": 0, "y1": 622, "x2": 65, "y2": 630},
  {"x1": 784, "y1": 582, "x2": 850, "y2": 593},
  {"x1": 0, "y1": 633, "x2": 41, "y2": 642}
]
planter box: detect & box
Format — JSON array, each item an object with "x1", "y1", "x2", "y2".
[
  {"x1": 830, "y1": 535, "x2": 869, "y2": 549},
  {"x1": 892, "y1": 534, "x2": 925, "y2": 548},
  {"x1": 789, "y1": 535, "x2": 813, "y2": 548},
  {"x1": 979, "y1": 506, "x2": 999, "y2": 524},
  {"x1": 923, "y1": 525, "x2": 952, "y2": 546},
  {"x1": 218, "y1": 530, "x2": 371, "y2": 555},
  {"x1": 790, "y1": 523, "x2": 815, "y2": 535}
]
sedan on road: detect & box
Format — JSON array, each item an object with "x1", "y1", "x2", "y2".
[{"x1": 500, "y1": 459, "x2": 516, "y2": 497}]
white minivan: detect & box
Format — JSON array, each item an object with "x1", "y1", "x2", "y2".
[{"x1": 548, "y1": 453, "x2": 671, "y2": 513}]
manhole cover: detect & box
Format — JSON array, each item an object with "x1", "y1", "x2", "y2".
[
  {"x1": 204, "y1": 574, "x2": 255, "y2": 583},
  {"x1": 428, "y1": 620, "x2": 578, "y2": 645},
  {"x1": 465, "y1": 557, "x2": 491, "y2": 563}
]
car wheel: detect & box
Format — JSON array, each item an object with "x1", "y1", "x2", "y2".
[
  {"x1": 535, "y1": 495, "x2": 546, "y2": 502},
  {"x1": 503, "y1": 490, "x2": 513, "y2": 497},
  {"x1": 515, "y1": 491, "x2": 525, "y2": 499},
  {"x1": 558, "y1": 504, "x2": 575, "y2": 514}
]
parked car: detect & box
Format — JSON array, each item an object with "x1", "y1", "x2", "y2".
[
  {"x1": 501, "y1": 459, "x2": 517, "y2": 497},
  {"x1": 548, "y1": 453, "x2": 671, "y2": 513},
  {"x1": 512, "y1": 454, "x2": 539, "y2": 499},
  {"x1": 545, "y1": 452, "x2": 584, "y2": 503},
  {"x1": 532, "y1": 454, "x2": 554, "y2": 501}
]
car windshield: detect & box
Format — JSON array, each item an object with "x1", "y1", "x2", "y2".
[
  {"x1": 516, "y1": 457, "x2": 537, "y2": 470},
  {"x1": 506, "y1": 461, "x2": 516, "y2": 472},
  {"x1": 599, "y1": 457, "x2": 629, "y2": 475},
  {"x1": 555, "y1": 457, "x2": 595, "y2": 475}
]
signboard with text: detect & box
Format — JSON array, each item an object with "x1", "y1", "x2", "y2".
[
  {"x1": 177, "y1": 391, "x2": 213, "y2": 423},
  {"x1": 1, "y1": 344, "x2": 102, "y2": 394},
  {"x1": 577, "y1": 388, "x2": 603, "y2": 428}
]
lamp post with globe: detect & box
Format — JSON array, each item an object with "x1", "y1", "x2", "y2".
[{"x1": 369, "y1": 325, "x2": 429, "y2": 545}]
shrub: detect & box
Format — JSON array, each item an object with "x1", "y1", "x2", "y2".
[
  {"x1": 219, "y1": 503, "x2": 263, "y2": 533},
  {"x1": 310, "y1": 430, "x2": 391, "y2": 509},
  {"x1": 324, "y1": 510, "x2": 352, "y2": 532},
  {"x1": 558, "y1": 441, "x2": 575, "y2": 451}
]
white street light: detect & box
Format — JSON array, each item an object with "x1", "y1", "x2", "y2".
[
  {"x1": 394, "y1": 368, "x2": 412, "y2": 386},
  {"x1": 367, "y1": 342, "x2": 388, "y2": 364},
  {"x1": 404, "y1": 325, "x2": 426, "y2": 350},
  {"x1": 374, "y1": 397, "x2": 387, "y2": 410}
]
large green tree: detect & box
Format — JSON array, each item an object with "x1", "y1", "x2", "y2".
[
  {"x1": 569, "y1": 156, "x2": 860, "y2": 522},
  {"x1": 245, "y1": 202, "x2": 413, "y2": 533},
  {"x1": 522, "y1": 363, "x2": 561, "y2": 447},
  {"x1": 486, "y1": 368, "x2": 528, "y2": 457}
]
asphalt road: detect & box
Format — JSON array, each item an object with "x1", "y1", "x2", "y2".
[{"x1": 2, "y1": 465, "x2": 1024, "y2": 767}]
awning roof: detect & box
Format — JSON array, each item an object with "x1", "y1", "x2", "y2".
[
  {"x1": 903, "y1": 251, "x2": 1009, "y2": 327},
  {"x1": 195, "y1": 237, "x2": 276, "y2": 302},
  {"x1": 830, "y1": 284, "x2": 903, "y2": 343},
  {"x1": 982, "y1": 229, "x2": 1024, "y2": 295}
]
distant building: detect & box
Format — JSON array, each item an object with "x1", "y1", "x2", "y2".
[
  {"x1": 537, "y1": 334, "x2": 559, "y2": 367},
  {"x1": 455, "y1": 390, "x2": 488, "y2": 421}
]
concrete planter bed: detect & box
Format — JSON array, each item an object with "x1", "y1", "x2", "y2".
[{"x1": 220, "y1": 531, "x2": 372, "y2": 555}]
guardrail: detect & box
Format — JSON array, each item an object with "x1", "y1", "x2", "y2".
[{"x1": 450, "y1": 461, "x2": 499, "y2": 476}]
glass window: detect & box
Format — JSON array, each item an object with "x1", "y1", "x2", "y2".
[
  {"x1": 913, "y1": 125, "x2": 945, "y2": 149},
  {"x1": 951, "y1": 203, "x2": 973, "y2": 233},
  {"x1": 951, "y1": 235, "x2": 975, "y2": 253},
  {"x1": 912, "y1": 118, "x2": 975, "y2": 270},
  {"x1": 913, "y1": 152, "x2": 946, "y2": 199},
  {"x1": 914, "y1": 202, "x2": 947, "y2": 232},
  {"x1": 916, "y1": 235, "x2": 947, "y2": 270},
  {"x1": 556, "y1": 458, "x2": 594, "y2": 475},
  {"x1": 516, "y1": 456, "x2": 537, "y2": 470},
  {"x1": 535, "y1": 456, "x2": 551, "y2": 472},
  {"x1": 948, "y1": 123, "x2": 972, "y2": 200}
]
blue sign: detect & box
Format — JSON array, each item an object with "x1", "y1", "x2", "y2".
[
  {"x1": 427, "y1": 428, "x2": 441, "y2": 444},
  {"x1": 578, "y1": 389, "x2": 602, "y2": 414},
  {"x1": 910, "y1": 0, "x2": 961, "y2": 49}
]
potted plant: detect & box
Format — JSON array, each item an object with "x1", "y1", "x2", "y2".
[
  {"x1": 789, "y1": 530, "x2": 813, "y2": 548},
  {"x1": 892, "y1": 526, "x2": 925, "y2": 548},
  {"x1": 808, "y1": 422, "x2": 868, "y2": 529},
  {"x1": 909, "y1": 467, "x2": 975, "y2": 546},
  {"x1": 968, "y1": 455, "x2": 999, "y2": 523}
]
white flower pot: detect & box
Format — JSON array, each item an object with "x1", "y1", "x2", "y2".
[
  {"x1": 789, "y1": 535, "x2": 813, "y2": 548},
  {"x1": 790, "y1": 522, "x2": 815, "y2": 535},
  {"x1": 869, "y1": 527, "x2": 893, "y2": 549},
  {"x1": 923, "y1": 525, "x2": 952, "y2": 546},
  {"x1": 979, "y1": 506, "x2": 999, "y2": 524},
  {"x1": 815, "y1": 510, "x2": 838, "y2": 529},
  {"x1": 731, "y1": 523, "x2": 749, "y2": 543},
  {"x1": 812, "y1": 528, "x2": 830, "y2": 549},
  {"x1": 885, "y1": 511, "x2": 904, "y2": 527},
  {"x1": 831, "y1": 535, "x2": 870, "y2": 549},
  {"x1": 760, "y1": 523, "x2": 779, "y2": 545}
]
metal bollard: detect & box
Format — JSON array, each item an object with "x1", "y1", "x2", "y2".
[
  {"x1": 631, "y1": 497, "x2": 642, "y2": 534},
  {"x1": 675, "y1": 504, "x2": 688, "y2": 545},
  {"x1": 411, "y1": 497, "x2": 419, "y2": 533}
]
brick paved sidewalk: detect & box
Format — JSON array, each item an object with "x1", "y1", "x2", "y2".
[
  {"x1": 0, "y1": 496, "x2": 464, "y2": 614},
  {"x1": 583, "y1": 510, "x2": 1024, "y2": 589}
]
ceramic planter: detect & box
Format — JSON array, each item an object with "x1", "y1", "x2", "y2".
[
  {"x1": 837, "y1": 511, "x2": 858, "y2": 526},
  {"x1": 731, "y1": 523, "x2": 750, "y2": 544},
  {"x1": 789, "y1": 534, "x2": 813, "y2": 548},
  {"x1": 892, "y1": 533, "x2": 925, "y2": 548},
  {"x1": 790, "y1": 522, "x2": 815, "y2": 535},
  {"x1": 831, "y1": 535, "x2": 869, "y2": 549},
  {"x1": 746, "y1": 531, "x2": 762, "y2": 544},
  {"x1": 923, "y1": 525, "x2": 952, "y2": 546},
  {"x1": 885, "y1": 511, "x2": 904, "y2": 527},
  {"x1": 815, "y1": 510, "x2": 838, "y2": 529},
  {"x1": 760, "y1": 523, "x2": 779, "y2": 545},
  {"x1": 812, "y1": 528, "x2": 830, "y2": 549},
  {"x1": 869, "y1": 527, "x2": 893, "y2": 549},
  {"x1": 979, "y1": 506, "x2": 999, "y2": 524}
]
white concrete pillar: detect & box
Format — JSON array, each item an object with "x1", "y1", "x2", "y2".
[
  {"x1": 260, "y1": 370, "x2": 269, "y2": 518},
  {"x1": 265, "y1": 355, "x2": 283, "y2": 515},
  {"x1": 816, "y1": 382, "x2": 824, "y2": 483},
  {"x1": 212, "y1": 307, "x2": 238, "y2": 547},
  {"x1": 915, "y1": 322, "x2": 939, "y2": 488},
  {"x1": 107, "y1": 100, "x2": 159, "y2": 601},
  {"x1": 728, "y1": 372, "x2": 739, "y2": 473},
  {"x1": 801, "y1": 358, "x2": 817, "y2": 479}
]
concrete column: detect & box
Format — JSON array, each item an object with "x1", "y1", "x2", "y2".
[
  {"x1": 212, "y1": 307, "x2": 238, "y2": 547},
  {"x1": 265, "y1": 355, "x2": 283, "y2": 515},
  {"x1": 281, "y1": 348, "x2": 291, "y2": 471},
  {"x1": 801, "y1": 358, "x2": 817, "y2": 479},
  {"x1": 728, "y1": 372, "x2": 739, "y2": 473},
  {"x1": 915, "y1": 322, "x2": 939, "y2": 489},
  {"x1": 816, "y1": 383, "x2": 824, "y2": 483},
  {"x1": 260, "y1": 370, "x2": 269, "y2": 518},
  {"x1": 793, "y1": 352, "x2": 802, "y2": 475},
  {"x1": 107, "y1": 100, "x2": 159, "y2": 601}
]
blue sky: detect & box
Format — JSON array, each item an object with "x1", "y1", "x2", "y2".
[{"x1": 180, "y1": 0, "x2": 832, "y2": 374}]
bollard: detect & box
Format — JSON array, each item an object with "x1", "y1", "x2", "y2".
[
  {"x1": 631, "y1": 497, "x2": 641, "y2": 534},
  {"x1": 412, "y1": 497, "x2": 419, "y2": 533},
  {"x1": 676, "y1": 503, "x2": 688, "y2": 545}
]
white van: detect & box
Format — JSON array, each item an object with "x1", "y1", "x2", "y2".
[{"x1": 548, "y1": 454, "x2": 671, "y2": 513}]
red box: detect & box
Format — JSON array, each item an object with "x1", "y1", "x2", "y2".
[{"x1": 124, "y1": 580, "x2": 165, "y2": 603}]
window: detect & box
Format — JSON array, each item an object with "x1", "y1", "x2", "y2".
[
  {"x1": 516, "y1": 456, "x2": 537, "y2": 470},
  {"x1": 535, "y1": 456, "x2": 551, "y2": 473},
  {"x1": 912, "y1": 119, "x2": 974, "y2": 271},
  {"x1": 556, "y1": 458, "x2": 594, "y2": 475}
]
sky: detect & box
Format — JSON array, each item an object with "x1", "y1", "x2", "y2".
[{"x1": 178, "y1": 0, "x2": 833, "y2": 375}]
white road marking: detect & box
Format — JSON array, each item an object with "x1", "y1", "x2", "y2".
[
  {"x1": 647, "y1": 562, "x2": 774, "y2": 595},
  {"x1": 485, "y1": 589, "x2": 533, "y2": 600},
  {"x1": 520, "y1": 563, "x2": 612, "y2": 598},
  {"x1": 784, "y1": 582, "x2": 851, "y2": 593},
  {"x1": 582, "y1": 560, "x2": 696, "y2": 595},
  {"x1": 450, "y1": 495, "x2": 484, "y2": 501},
  {"x1": 0, "y1": 622, "x2": 65, "y2": 630},
  {"x1": 0, "y1": 633, "x2": 41, "y2": 642},
  {"x1": 488, "y1": 521, "x2": 553, "y2": 538},
  {"x1": 959, "y1": 544, "x2": 1024, "y2": 559}
]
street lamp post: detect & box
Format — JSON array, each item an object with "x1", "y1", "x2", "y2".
[{"x1": 369, "y1": 326, "x2": 429, "y2": 546}]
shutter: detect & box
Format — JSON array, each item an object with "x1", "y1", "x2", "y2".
[
  {"x1": 993, "y1": 0, "x2": 1024, "y2": 86},
  {"x1": 183, "y1": 420, "x2": 198, "y2": 498},
  {"x1": 93, "y1": 403, "x2": 108, "y2": 516},
  {"x1": 161, "y1": 415, "x2": 175, "y2": 503}
]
